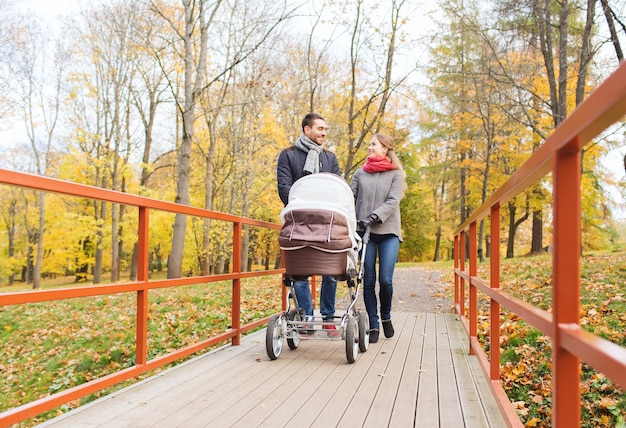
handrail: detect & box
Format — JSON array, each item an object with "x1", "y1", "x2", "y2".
[
  {"x1": 0, "y1": 168, "x2": 285, "y2": 426},
  {"x1": 454, "y1": 61, "x2": 626, "y2": 428}
]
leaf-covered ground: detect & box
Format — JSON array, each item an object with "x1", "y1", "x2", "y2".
[
  {"x1": 2, "y1": 254, "x2": 625, "y2": 427},
  {"x1": 0, "y1": 276, "x2": 283, "y2": 426},
  {"x1": 469, "y1": 252, "x2": 626, "y2": 427}
]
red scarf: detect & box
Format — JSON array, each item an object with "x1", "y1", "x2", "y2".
[{"x1": 363, "y1": 155, "x2": 395, "y2": 173}]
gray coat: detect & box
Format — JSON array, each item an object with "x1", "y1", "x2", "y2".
[{"x1": 350, "y1": 168, "x2": 404, "y2": 241}]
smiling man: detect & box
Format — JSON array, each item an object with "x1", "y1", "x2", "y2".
[{"x1": 276, "y1": 113, "x2": 340, "y2": 334}]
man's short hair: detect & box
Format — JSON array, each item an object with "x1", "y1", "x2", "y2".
[{"x1": 302, "y1": 113, "x2": 325, "y2": 132}]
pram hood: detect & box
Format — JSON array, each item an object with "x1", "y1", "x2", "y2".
[
  {"x1": 280, "y1": 173, "x2": 356, "y2": 231},
  {"x1": 279, "y1": 173, "x2": 360, "y2": 276},
  {"x1": 279, "y1": 173, "x2": 360, "y2": 253}
]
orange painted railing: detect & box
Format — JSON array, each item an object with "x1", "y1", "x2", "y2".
[
  {"x1": 0, "y1": 169, "x2": 285, "y2": 426},
  {"x1": 454, "y1": 61, "x2": 626, "y2": 427}
]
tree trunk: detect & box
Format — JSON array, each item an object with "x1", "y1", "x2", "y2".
[
  {"x1": 130, "y1": 242, "x2": 139, "y2": 280},
  {"x1": 433, "y1": 224, "x2": 442, "y2": 262},
  {"x1": 507, "y1": 199, "x2": 530, "y2": 258},
  {"x1": 168, "y1": 0, "x2": 211, "y2": 279},
  {"x1": 32, "y1": 193, "x2": 45, "y2": 289},
  {"x1": 599, "y1": 0, "x2": 624, "y2": 62},
  {"x1": 478, "y1": 219, "x2": 485, "y2": 263},
  {"x1": 530, "y1": 210, "x2": 543, "y2": 253},
  {"x1": 6, "y1": 199, "x2": 17, "y2": 285},
  {"x1": 110, "y1": 202, "x2": 120, "y2": 282},
  {"x1": 200, "y1": 122, "x2": 218, "y2": 276},
  {"x1": 93, "y1": 201, "x2": 106, "y2": 284},
  {"x1": 241, "y1": 226, "x2": 250, "y2": 273},
  {"x1": 274, "y1": 251, "x2": 282, "y2": 270},
  {"x1": 506, "y1": 202, "x2": 516, "y2": 258}
]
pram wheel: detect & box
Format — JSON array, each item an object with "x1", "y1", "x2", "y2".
[
  {"x1": 345, "y1": 315, "x2": 358, "y2": 364},
  {"x1": 266, "y1": 314, "x2": 284, "y2": 360},
  {"x1": 286, "y1": 309, "x2": 301, "y2": 350},
  {"x1": 357, "y1": 311, "x2": 369, "y2": 352}
]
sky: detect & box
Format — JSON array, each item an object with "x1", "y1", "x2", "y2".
[
  {"x1": 6, "y1": 0, "x2": 626, "y2": 219},
  {"x1": 17, "y1": 0, "x2": 80, "y2": 16}
]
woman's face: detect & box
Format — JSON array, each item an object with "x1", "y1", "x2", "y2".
[{"x1": 368, "y1": 137, "x2": 388, "y2": 157}]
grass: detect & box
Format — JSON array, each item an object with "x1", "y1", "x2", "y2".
[
  {"x1": 0, "y1": 274, "x2": 282, "y2": 426},
  {"x1": 466, "y1": 251, "x2": 626, "y2": 428},
  {"x1": 2, "y1": 253, "x2": 626, "y2": 427}
]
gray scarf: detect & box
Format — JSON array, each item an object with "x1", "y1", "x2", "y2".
[{"x1": 295, "y1": 133, "x2": 323, "y2": 174}]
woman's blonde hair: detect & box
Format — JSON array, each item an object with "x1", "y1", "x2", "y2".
[{"x1": 372, "y1": 133, "x2": 407, "y2": 190}]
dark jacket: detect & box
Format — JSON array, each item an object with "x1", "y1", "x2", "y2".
[{"x1": 277, "y1": 145, "x2": 340, "y2": 205}]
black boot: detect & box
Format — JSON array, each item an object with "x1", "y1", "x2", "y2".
[
  {"x1": 382, "y1": 319, "x2": 394, "y2": 338},
  {"x1": 369, "y1": 329, "x2": 379, "y2": 343}
]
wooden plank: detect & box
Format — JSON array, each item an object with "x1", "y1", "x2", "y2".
[
  {"x1": 160, "y1": 339, "x2": 332, "y2": 426},
  {"x1": 336, "y1": 312, "x2": 411, "y2": 426},
  {"x1": 305, "y1": 315, "x2": 401, "y2": 427},
  {"x1": 414, "y1": 313, "x2": 440, "y2": 425},
  {"x1": 387, "y1": 312, "x2": 427, "y2": 426},
  {"x1": 105, "y1": 332, "x2": 293, "y2": 426},
  {"x1": 39, "y1": 330, "x2": 268, "y2": 427},
  {"x1": 254, "y1": 338, "x2": 357, "y2": 426},
  {"x1": 447, "y1": 313, "x2": 507, "y2": 427},
  {"x1": 226, "y1": 338, "x2": 346, "y2": 426},
  {"x1": 37, "y1": 311, "x2": 508, "y2": 428},
  {"x1": 436, "y1": 313, "x2": 466, "y2": 427},
  {"x1": 249, "y1": 306, "x2": 382, "y2": 426},
  {"x1": 361, "y1": 312, "x2": 414, "y2": 426},
  {"x1": 444, "y1": 313, "x2": 488, "y2": 426}
]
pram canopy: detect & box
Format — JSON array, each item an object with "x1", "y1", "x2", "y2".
[{"x1": 279, "y1": 173, "x2": 360, "y2": 276}]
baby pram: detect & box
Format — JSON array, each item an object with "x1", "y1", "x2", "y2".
[{"x1": 266, "y1": 173, "x2": 370, "y2": 363}]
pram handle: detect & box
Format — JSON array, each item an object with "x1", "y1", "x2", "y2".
[
  {"x1": 357, "y1": 219, "x2": 372, "y2": 231},
  {"x1": 357, "y1": 225, "x2": 371, "y2": 282}
]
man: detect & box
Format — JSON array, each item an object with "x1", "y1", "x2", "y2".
[{"x1": 277, "y1": 113, "x2": 339, "y2": 334}]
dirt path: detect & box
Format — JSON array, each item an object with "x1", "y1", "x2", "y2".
[
  {"x1": 336, "y1": 266, "x2": 454, "y2": 313},
  {"x1": 390, "y1": 267, "x2": 454, "y2": 313}
]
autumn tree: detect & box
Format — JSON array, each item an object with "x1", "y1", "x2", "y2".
[
  {"x1": 127, "y1": 4, "x2": 174, "y2": 281},
  {"x1": 8, "y1": 16, "x2": 69, "y2": 288},
  {"x1": 334, "y1": 0, "x2": 417, "y2": 179},
  {"x1": 0, "y1": 149, "x2": 29, "y2": 285},
  {"x1": 0, "y1": 0, "x2": 18, "y2": 122},
  {"x1": 489, "y1": 0, "x2": 615, "y2": 253},
  {"x1": 65, "y1": 1, "x2": 143, "y2": 283},
  {"x1": 192, "y1": 3, "x2": 291, "y2": 274},
  {"x1": 423, "y1": 0, "x2": 486, "y2": 257},
  {"x1": 149, "y1": 0, "x2": 294, "y2": 278}
]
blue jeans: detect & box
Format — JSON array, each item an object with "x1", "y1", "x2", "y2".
[
  {"x1": 293, "y1": 276, "x2": 337, "y2": 320},
  {"x1": 363, "y1": 234, "x2": 400, "y2": 330}
]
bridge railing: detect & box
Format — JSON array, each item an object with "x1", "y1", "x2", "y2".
[
  {"x1": 454, "y1": 61, "x2": 626, "y2": 427},
  {"x1": 0, "y1": 169, "x2": 284, "y2": 426}
]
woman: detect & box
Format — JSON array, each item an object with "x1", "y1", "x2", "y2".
[{"x1": 350, "y1": 134, "x2": 406, "y2": 343}]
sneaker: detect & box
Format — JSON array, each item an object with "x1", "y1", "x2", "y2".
[
  {"x1": 301, "y1": 316, "x2": 315, "y2": 336},
  {"x1": 299, "y1": 325, "x2": 315, "y2": 336},
  {"x1": 323, "y1": 324, "x2": 340, "y2": 337},
  {"x1": 382, "y1": 319, "x2": 394, "y2": 338},
  {"x1": 369, "y1": 329, "x2": 379, "y2": 343}
]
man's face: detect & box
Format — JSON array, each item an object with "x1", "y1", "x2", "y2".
[{"x1": 304, "y1": 119, "x2": 327, "y2": 145}]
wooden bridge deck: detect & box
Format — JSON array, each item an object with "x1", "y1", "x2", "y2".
[{"x1": 40, "y1": 312, "x2": 506, "y2": 427}]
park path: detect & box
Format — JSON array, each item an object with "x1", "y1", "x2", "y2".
[{"x1": 335, "y1": 266, "x2": 454, "y2": 314}]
